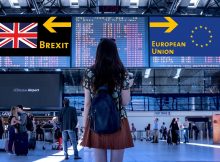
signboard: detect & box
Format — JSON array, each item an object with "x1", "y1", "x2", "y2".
[
  {"x1": 0, "y1": 16, "x2": 71, "y2": 67},
  {"x1": 149, "y1": 17, "x2": 220, "y2": 68},
  {"x1": 72, "y1": 16, "x2": 148, "y2": 67},
  {"x1": 0, "y1": 16, "x2": 71, "y2": 56}
]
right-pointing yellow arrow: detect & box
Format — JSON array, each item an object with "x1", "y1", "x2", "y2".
[{"x1": 150, "y1": 17, "x2": 178, "y2": 33}]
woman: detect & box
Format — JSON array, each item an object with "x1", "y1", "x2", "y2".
[
  {"x1": 0, "y1": 117, "x2": 4, "y2": 139},
  {"x1": 146, "y1": 123, "x2": 151, "y2": 141},
  {"x1": 8, "y1": 106, "x2": 20, "y2": 154},
  {"x1": 170, "y1": 118, "x2": 179, "y2": 145},
  {"x1": 81, "y1": 38, "x2": 134, "y2": 162}
]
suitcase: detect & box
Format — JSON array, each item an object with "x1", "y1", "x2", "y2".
[
  {"x1": 137, "y1": 130, "x2": 144, "y2": 141},
  {"x1": 28, "y1": 138, "x2": 36, "y2": 150},
  {"x1": 14, "y1": 132, "x2": 28, "y2": 156},
  {"x1": 28, "y1": 131, "x2": 36, "y2": 150},
  {"x1": 0, "y1": 139, "x2": 7, "y2": 151}
]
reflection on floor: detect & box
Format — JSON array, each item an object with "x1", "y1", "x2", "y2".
[{"x1": 0, "y1": 140, "x2": 220, "y2": 162}]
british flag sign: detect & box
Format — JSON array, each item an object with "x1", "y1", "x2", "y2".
[{"x1": 0, "y1": 22, "x2": 38, "y2": 48}]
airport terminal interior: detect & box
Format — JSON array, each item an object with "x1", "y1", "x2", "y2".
[{"x1": 0, "y1": 0, "x2": 220, "y2": 162}]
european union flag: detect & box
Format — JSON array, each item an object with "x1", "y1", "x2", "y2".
[{"x1": 149, "y1": 17, "x2": 220, "y2": 57}]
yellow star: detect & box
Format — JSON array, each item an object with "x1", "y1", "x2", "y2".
[
  {"x1": 200, "y1": 26, "x2": 203, "y2": 28},
  {"x1": 206, "y1": 44, "x2": 208, "y2": 46},
  {"x1": 192, "y1": 40, "x2": 195, "y2": 43},
  {"x1": 190, "y1": 35, "x2": 193, "y2": 38}
]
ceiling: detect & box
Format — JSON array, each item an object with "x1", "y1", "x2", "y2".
[{"x1": 0, "y1": 0, "x2": 220, "y2": 15}]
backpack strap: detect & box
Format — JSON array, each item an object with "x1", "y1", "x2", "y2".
[{"x1": 97, "y1": 85, "x2": 108, "y2": 93}]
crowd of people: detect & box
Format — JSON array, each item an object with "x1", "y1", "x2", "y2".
[
  {"x1": 0, "y1": 102, "x2": 82, "y2": 160},
  {"x1": 130, "y1": 117, "x2": 201, "y2": 145}
]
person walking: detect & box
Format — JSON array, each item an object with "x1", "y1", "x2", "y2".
[
  {"x1": 152, "y1": 118, "x2": 159, "y2": 143},
  {"x1": 81, "y1": 38, "x2": 134, "y2": 162},
  {"x1": 8, "y1": 107, "x2": 20, "y2": 154},
  {"x1": 0, "y1": 117, "x2": 4, "y2": 139},
  {"x1": 170, "y1": 118, "x2": 179, "y2": 145},
  {"x1": 59, "y1": 98, "x2": 81, "y2": 160},
  {"x1": 131, "y1": 123, "x2": 136, "y2": 140},
  {"x1": 183, "y1": 118, "x2": 189, "y2": 143}
]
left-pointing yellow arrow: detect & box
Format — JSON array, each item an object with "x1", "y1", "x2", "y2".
[
  {"x1": 43, "y1": 17, "x2": 71, "y2": 33},
  {"x1": 150, "y1": 17, "x2": 178, "y2": 33}
]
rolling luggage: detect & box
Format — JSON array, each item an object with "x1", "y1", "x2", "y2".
[
  {"x1": 167, "y1": 130, "x2": 172, "y2": 145},
  {"x1": 28, "y1": 132, "x2": 36, "y2": 150},
  {"x1": 137, "y1": 130, "x2": 144, "y2": 141},
  {"x1": 14, "y1": 132, "x2": 28, "y2": 156},
  {"x1": 0, "y1": 139, "x2": 7, "y2": 151}
]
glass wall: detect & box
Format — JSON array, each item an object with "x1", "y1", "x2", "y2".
[{"x1": 63, "y1": 69, "x2": 220, "y2": 111}]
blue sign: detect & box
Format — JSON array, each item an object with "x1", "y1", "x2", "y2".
[{"x1": 150, "y1": 17, "x2": 220, "y2": 67}]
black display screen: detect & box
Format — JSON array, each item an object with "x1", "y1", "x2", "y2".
[{"x1": 0, "y1": 73, "x2": 62, "y2": 110}]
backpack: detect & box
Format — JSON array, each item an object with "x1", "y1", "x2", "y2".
[
  {"x1": 26, "y1": 115, "x2": 34, "y2": 131},
  {"x1": 89, "y1": 86, "x2": 121, "y2": 134}
]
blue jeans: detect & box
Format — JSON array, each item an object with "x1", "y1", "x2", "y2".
[
  {"x1": 62, "y1": 130, "x2": 79, "y2": 158},
  {"x1": 183, "y1": 128, "x2": 189, "y2": 142}
]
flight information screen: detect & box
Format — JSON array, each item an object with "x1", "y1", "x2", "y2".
[
  {"x1": 0, "y1": 57, "x2": 70, "y2": 67},
  {"x1": 72, "y1": 17, "x2": 148, "y2": 67},
  {"x1": 149, "y1": 17, "x2": 220, "y2": 68}
]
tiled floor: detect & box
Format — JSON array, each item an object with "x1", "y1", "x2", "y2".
[{"x1": 0, "y1": 140, "x2": 220, "y2": 162}]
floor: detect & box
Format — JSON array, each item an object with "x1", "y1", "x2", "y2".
[{"x1": 0, "y1": 140, "x2": 220, "y2": 162}]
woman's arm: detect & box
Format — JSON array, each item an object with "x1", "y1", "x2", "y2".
[
  {"x1": 83, "y1": 88, "x2": 91, "y2": 127},
  {"x1": 11, "y1": 117, "x2": 20, "y2": 125},
  {"x1": 121, "y1": 78, "x2": 134, "y2": 106},
  {"x1": 121, "y1": 89, "x2": 130, "y2": 106}
]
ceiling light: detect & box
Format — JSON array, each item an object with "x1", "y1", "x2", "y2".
[
  {"x1": 70, "y1": 0, "x2": 79, "y2": 8},
  {"x1": 188, "y1": 0, "x2": 200, "y2": 8},
  {"x1": 144, "y1": 69, "x2": 151, "y2": 78},
  {"x1": 173, "y1": 68, "x2": 181, "y2": 79},
  {"x1": 9, "y1": 0, "x2": 20, "y2": 8},
  {"x1": 130, "y1": 0, "x2": 139, "y2": 8},
  {"x1": 55, "y1": 68, "x2": 61, "y2": 71}
]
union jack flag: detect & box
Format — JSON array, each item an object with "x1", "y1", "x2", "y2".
[{"x1": 0, "y1": 22, "x2": 38, "y2": 48}]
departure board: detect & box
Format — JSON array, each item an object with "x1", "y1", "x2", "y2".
[
  {"x1": 72, "y1": 17, "x2": 148, "y2": 67},
  {"x1": 0, "y1": 57, "x2": 70, "y2": 67},
  {"x1": 149, "y1": 17, "x2": 220, "y2": 68}
]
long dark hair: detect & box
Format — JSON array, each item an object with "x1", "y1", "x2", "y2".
[{"x1": 92, "y1": 38, "x2": 126, "y2": 93}]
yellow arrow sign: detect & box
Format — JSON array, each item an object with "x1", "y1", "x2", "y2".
[
  {"x1": 150, "y1": 17, "x2": 178, "y2": 33},
  {"x1": 43, "y1": 17, "x2": 71, "y2": 33}
]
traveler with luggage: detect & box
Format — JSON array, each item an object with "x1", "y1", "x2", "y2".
[
  {"x1": 8, "y1": 106, "x2": 20, "y2": 154},
  {"x1": 81, "y1": 38, "x2": 134, "y2": 162},
  {"x1": 15, "y1": 105, "x2": 28, "y2": 156}
]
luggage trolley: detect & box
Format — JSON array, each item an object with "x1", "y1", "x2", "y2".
[
  {"x1": 42, "y1": 128, "x2": 54, "y2": 150},
  {"x1": 136, "y1": 130, "x2": 144, "y2": 141}
]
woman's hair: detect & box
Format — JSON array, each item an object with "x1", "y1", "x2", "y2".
[
  {"x1": 92, "y1": 38, "x2": 126, "y2": 92},
  {"x1": 10, "y1": 106, "x2": 17, "y2": 116}
]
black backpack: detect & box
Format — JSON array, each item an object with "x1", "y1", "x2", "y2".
[
  {"x1": 89, "y1": 86, "x2": 121, "y2": 134},
  {"x1": 26, "y1": 115, "x2": 34, "y2": 131}
]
